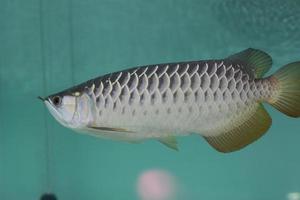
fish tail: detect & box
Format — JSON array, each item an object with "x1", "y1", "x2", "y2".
[{"x1": 267, "y1": 61, "x2": 300, "y2": 118}]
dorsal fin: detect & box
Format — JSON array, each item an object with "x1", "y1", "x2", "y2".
[{"x1": 227, "y1": 48, "x2": 272, "y2": 78}]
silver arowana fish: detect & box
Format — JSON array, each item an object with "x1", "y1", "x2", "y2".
[{"x1": 41, "y1": 48, "x2": 300, "y2": 152}]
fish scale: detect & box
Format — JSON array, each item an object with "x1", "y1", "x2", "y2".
[{"x1": 44, "y1": 48, "x2": 300, "y2": 152}]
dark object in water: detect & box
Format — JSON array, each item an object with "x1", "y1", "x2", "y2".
[{"x1": 40, "y1": 193, "x2": 57, "y2": 200}]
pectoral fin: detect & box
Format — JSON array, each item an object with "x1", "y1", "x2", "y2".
[
  {"x1": 87, "y1": 126, "x2": 133, "y2": 133},
  {"x1": 203, "y1": 104, "x2": 272, "y2": 153},
  {"x1": 85, "y1": 126, "x2": 141, "y2": 143},
  {"x1": 158, "y1": 136, "x2": 178, "y2": 151}
]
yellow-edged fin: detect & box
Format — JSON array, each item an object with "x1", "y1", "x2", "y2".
[
  {"x1": 269, "y1": 62, "x2": 300, "y2": 118},
  {"x1": 227, "y1": 48, "x2": 272, "y2": 78},
  {"x1": 158, "y1": 136, "x2": 178, "y2": 151},
  {"x1": 204, "y1": 104, "x2": 272, "y2": 153}
]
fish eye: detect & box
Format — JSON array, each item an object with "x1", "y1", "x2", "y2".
[{"x1": 52, "y1": 96, "x2": 62, "y2": 106}]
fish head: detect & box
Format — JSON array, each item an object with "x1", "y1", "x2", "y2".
[{"x1": 42, "y1": 91, "x2": 94, "y2": 129}]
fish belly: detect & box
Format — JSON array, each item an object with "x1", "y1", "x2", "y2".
[{"x1": 92, "y1": 89, "x2": 258, "y2": 140}]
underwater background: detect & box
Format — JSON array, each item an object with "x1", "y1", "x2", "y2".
[{"x1": 0, "y1": 0, "x2": 300, "y2": 199}]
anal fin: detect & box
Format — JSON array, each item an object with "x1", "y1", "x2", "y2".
[
  {"x1": 204, "y1": 104, "x2": 272, "y2": 153},
  {"x1": 158, "y1": 136, "x2": 178, "y2": 151}
]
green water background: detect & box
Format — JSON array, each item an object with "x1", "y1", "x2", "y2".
[{"x1": 0, "y1": 0, "x2": 300, "y2": 199}]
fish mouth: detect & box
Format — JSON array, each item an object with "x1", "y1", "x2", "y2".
[
  {"x1": 44, "y1": 100, "x2": 66, "y2": 125},
  {"x1": 44, "y1": 98, "x2": 76, "y2": 128}
]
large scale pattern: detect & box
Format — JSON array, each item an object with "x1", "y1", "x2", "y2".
[{"x1": 72, "y1": 60, "x2": 275, "y2": 136}]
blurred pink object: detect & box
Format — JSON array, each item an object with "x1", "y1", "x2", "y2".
[{"x1": 137, "y1": 169, "x2": 176, "y2": 200}]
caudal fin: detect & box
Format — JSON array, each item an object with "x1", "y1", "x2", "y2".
[{"x1": 268, "y1": 62, "x2": 300, "y2": 118}]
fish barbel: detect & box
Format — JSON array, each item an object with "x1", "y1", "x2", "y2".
[{"x1": 42, "y1": 48, "x2": 300, "y2": 152}]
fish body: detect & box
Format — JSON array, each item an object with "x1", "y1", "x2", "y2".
[
  {"x1": 61, "y1": 60, "x2": 270, "y2": 137},
  {"x1": 43, "y1": 49, "x2": 300, "y2": 152}
]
